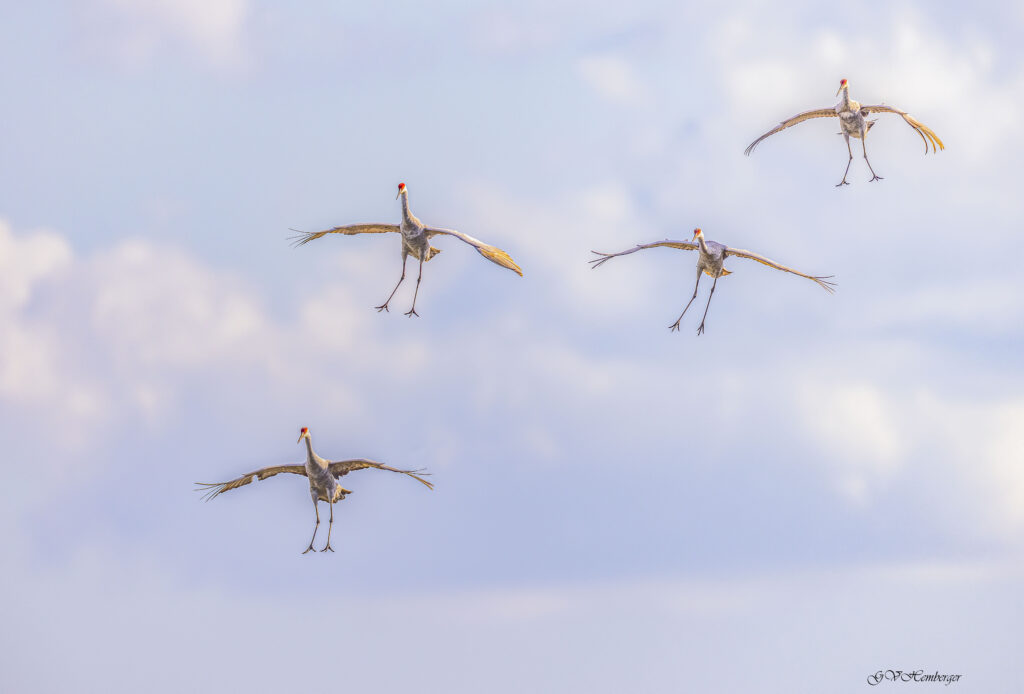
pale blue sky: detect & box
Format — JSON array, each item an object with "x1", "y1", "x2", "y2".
[{"x1": 1, "y1": 1, "x2": 1022, "y2": 692}]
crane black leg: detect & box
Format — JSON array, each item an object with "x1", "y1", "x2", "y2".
[
  {"x1": 669, "y1": 268, "x2": 702, "y2": 332},
  {"x1": 303, "y1": 500, "x2": 320, "y2": 554},
  {"x1": 376, "y1": 254, "x2": 408, "y2": 312},
  {"x1": 696, "y1": 275, "x2": 719, "y2": 335},
  {"x1": 320, "y1": 499, "x2": 335, "y2": 552},
  {"x1": 862, "y1": 135, "x2": 883, "y2": 182},
  {"x1": 405, "y1": 257, "x2": 424, "y2": 317},
  {"x1": 836, "y1": 134, "x2": 853, "y2": 186}
]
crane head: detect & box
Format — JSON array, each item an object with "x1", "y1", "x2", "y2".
[
  {"x1": 297, "y1": 427, "x2": 310, "y2": 443},
  {"x1": 836, "y1": 78, "x2": 848, "y2": 96},
  {"x1": 396, "y1": 182, "x2": 407, "y2": 199},
  {"x1": 692, "y1": 227, "x2": 704, "y2": 240}
]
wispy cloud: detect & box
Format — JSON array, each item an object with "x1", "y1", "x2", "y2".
[
  {"x1": 92, "y1": 0, "x2": 250, "y2": 69},
  {"x1": 577, "y1": 54, "x2": 650, "y2": 105}
]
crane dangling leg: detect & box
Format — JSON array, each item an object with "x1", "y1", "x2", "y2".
[
  {"x1": 836, "y1": 134, "x2": 853, "y2": 187},
  {"x1": 861, "y1": 134, "x2": 883, "y2": 182},
  {"x1": 376, "y1": 254, "x2": 408, "y2": 312},
  {"x1": 669, "y1": 267, "x2": 703, "y2": 332},
  {"x1": 303, "y1": 497, "x2": 320, "y2": 554},
  {"x1": 404, "y1": 257, "x2": 424, "y2": 318},
  {"x1": 696, "y1": 275, "x2": 719, "y2": 336},
  {"x1": 320, "y1": 499, "x2": 335, "y2": 552}
]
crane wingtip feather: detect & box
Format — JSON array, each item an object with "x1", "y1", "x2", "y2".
[{"x1": 480, "y1": 247, "x2": 523, "y2": 275}]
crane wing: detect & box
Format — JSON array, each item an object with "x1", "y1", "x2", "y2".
[
  {"x1": 195, "y1": 464, "x2": 307, "y2": 501},
  {"x1": 723, "y1": 246, "x2": 836, "y2": 292},
  {"x1": 859, "y1": 104, "x2": 944, "y2": 153},
  {"x1": 589, "y1": 240, "x2": 698, "y2": 269},
  {"x1": 328, "y1": 459, "x2": 434, "y2": 489},
  {"x1": 423, "y1": 226, "x2": 523, "y2": 276},
  {"x1": 288, "y1": 224, "x2": 400, "y2": 247},
  {"x1": 744, "y1": 108, "x2": 838, "y2": 155}
]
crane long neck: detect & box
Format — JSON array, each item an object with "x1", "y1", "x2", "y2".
[
  {"x1": 696, "y1": 235, "x2": 710, "y2": 254},
  {"x1": 838, "y1": 86, "x2": 851, "y2": 110},
  {"x1": 303, "y1": 437, "x2": 318, "y2": 464},
  {"x1": 399, "y1": 191, "x2": 413, "y2": 224}
]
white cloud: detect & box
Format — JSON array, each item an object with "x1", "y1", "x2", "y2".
[
  {"x1": 794, "y1": 370, "x2": 1024, "y2": 534},
  {"x1": 95, "y1": 0, "x2": 250, "y2": 68},
  {"x1": 0, "y1": 217, "x2": 618, "y2": 452},
  {"x1": 0, "y1": 221, "x2": 292, "y2": 441},
  {"x1": 0, "y1": 221, "x2": 72, "y2": 311},
  {"x1": 91, "y1": 241, "x2": 267, "y2": 367},
  {"x1": 0, "y1": 221, "x2": 76, "y2": 406},
  {"x1": 798, "y1": 382, "x2": 905, "y2": 503},
  {"x1": 4, "y1": 538, "x2": 1019, "y2": 694},
  {"x1": 461, "y1": 180, "x2": 665, "y2": 319},
  {"x1": 577, "y1": 55, "x2": 649, "y2": 105},
  {"x1": 868, "y1": 279, "x2": 1024, "y2": 336},
  {"x1": 719, "y1": 10, "x2": 1024, "y2": 162}
]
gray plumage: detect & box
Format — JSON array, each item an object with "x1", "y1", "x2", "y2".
[
  {"x1": 290, "y1": 183, "x2": 522, "y2": 317},
  {"x1": 744, "y1": 79, "x2": 944, "y2": 186},
  {"x1": 590, "y1": 228, "x2": 835, "y2": 335},
  {"x1": 195, "y1": 427, "x2": 433, "y2": 554}
]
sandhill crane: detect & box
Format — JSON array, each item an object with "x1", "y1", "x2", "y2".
[
  {"x1": 290, "y1": 183, "x2": 522, "y2": 317},
  {"x1": 744, "y1": 78, "x2": 944, "y2": 186},
  {"x1": 195, "y1": 427, "x2": 433, "y2": 554},
  {"x1": 590, "y1": 228, "x2": 835, "y2": 335}
]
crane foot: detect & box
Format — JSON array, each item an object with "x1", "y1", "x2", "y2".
[
  {"x1": 696, "y1": 322, "x2": 707, "y2": 336},
  {"x1": 404, "y1": 308, "x2": 420, "y2": 318},
  {"x1": 668, "y1": 321, "x2": 682, "y2": 332},
  {"x1": 835, "y1": 180, "x2": 850, "y2": 187},
  {"x1": 869, "y1": 174, "x2": 884, "y2": 182},
  {"x1": 302, "y1": 544, "x2": 316, "y2": 554},
  {"x1": 320, "y1": 544, "x2": 335, "y2": 553},
  {"x1": 374, "y1": 303, "x2": 390, "y2": 312}
]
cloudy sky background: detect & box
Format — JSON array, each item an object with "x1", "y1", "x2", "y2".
[{"x1": 2, "y1": 1, "x2": 1023, "y2": 691}]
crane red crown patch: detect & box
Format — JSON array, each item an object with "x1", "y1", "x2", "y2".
[
  {"x1": 300, "y1": 427, "x2": 308, "y2": 434},
  {"x1": 398, "y1": 182, "x2": 406, "y2": 190}
]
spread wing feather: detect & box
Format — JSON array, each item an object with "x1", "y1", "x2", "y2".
[
  {"x1": 744, "y1": 108, "x2": 838, "y2": 155},
  {"x1": 424, "y1": 227, "x2": 522, "y2": 276},
  {"x1": 589, "y1": 240, "x2": 699, "y2": 269},
  {"x1": 859, "y1": 104, "x2": 944, "y2": 153},
  {"x1": 288, "y1": 224, "x2": 400, "y2": 247},
  {"x1": 194, "y1": 464, "x2": 308, "y2": 501},
  {"x1": 724, "y1": 246, "x2": 836, "y2": 292},
  {"x1": 328, "y1": 459, "x2": 434, "y2": 489}
]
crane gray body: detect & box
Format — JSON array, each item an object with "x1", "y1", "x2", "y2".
[
  {"x1": 590, "y1": 228, "x2": 835, "y2": 335},
  {"x1": 195, "y1": 428, "x2": 433, "y2": 554},
  {"x1": 744, "y1": 79, "x2": 943, "y2": 186},
  {"x1": 289, "y1": 183, "x2": 521, "y2": 317}
]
